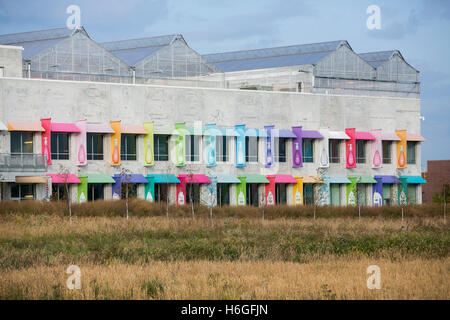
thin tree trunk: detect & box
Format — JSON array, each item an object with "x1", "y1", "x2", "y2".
[{"x1": 126, "y1": 186, "x2": 129, "y2": 220}]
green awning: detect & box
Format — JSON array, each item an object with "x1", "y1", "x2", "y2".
[
  {"x1": 238, "y1": 174, "x2": 270, "y2": 183},
  {"x1": 81, "y1": 174, "x2": 116, "y2": 184},
  {"x1": 209, "y1": 174, "x2": 241, "y2": 183},
  {"x1": 326, "y1": 175, "x2": 351, "y2": 184},
  {"x1": 146, "y1": 174, "x2": 180, "y2": 184},
  {"x1": 348, "y1": 175, "x2": 377, "y2": 184},
  {"x1": 399, "y1": 176, "x2": 427, "y2": 184}
]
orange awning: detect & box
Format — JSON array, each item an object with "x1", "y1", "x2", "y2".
[
  {"x1": 406, "y1": 133, "x2": 426, "y2": 142},
  {"x1": 121, "y1": 125, "x2": 147, "y2": 134},
  {"x1": 15, "y1": 176, "x2": 48, "y2": 183},
  {"x1": 8, "y1": 121, "x2": 45, "y2": 132}
]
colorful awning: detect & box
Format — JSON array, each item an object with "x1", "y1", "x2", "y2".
[
  {"x1": 327, "y1": 175, "x2": 351, "y2": 184},
  {"x1": 0, "y1": 121, "x2": 7, "y2": 131},
  {"x1": 356, "y1": 132, "x2": 376, "y2": 140},
  {"x1": 203, "y1": 127, "x2": 239, "y2": 136},
  {"x1": 374, "y1": 175, "x2": 400, "y2": 184},
  {"x1": 178, "y1": 174, "x2": 211, "y2": 183},
  {"x1": 271, "y1": 129, "x2": 297, "y2": 138},
  {"x1": 381, "y1": 133, "x2": 401, "y2": 141},
  {"x1": 245, "y1": 128, "x2": 268, "y2": 137},
  {"x1": 146, "y1": 174, "x2": 180, "y2": 184},
  {"x1": 154, "y1": 126, "x2": 176, "y2": 135},
  {"x1": 47, "y1": 174, "x2": 81, "y2": 184},
  {"x1": 267, "y1": 174, "x2": 297, "y2": 183},
  {"x1": 15, "y1": 176, "x2": 48, "y2": 184},
  {"x1": 86, "y1": 123, "x2": 115, "y2": 134},
  {"x1": 113, "y1": 174, "x2": 148, "y2": 183},
  {"x1": 329, "y1": 131, "x2": 350, "y2": 140},
  {"x1": 121, "y1": 125, "x2": 147, "y2": 134},
  {"x1": 302, "y1": 130, "x2": 324, "y2": 139},
  {"x1": 81, "y1": 174, "x2": 116, "y2": 184},
  {"x1": 399, "y1": 176, "x2": 427, "y2": 184},
  {"x1": 406, "y1": 133, "x2": 426, "y2": 142},
  {"x1": 186, "y1": 126, "x2": 204, "y2": 136},
  {"x1": 299, "y1": 175, "x2": 323, "y2": 183},
  {"x1": 210, "y1": 174, "x2": 241, "y2": 183},
  {"x1": 7, "y1": 121, "x2": 45, "y2": 132},
  {"x1": 239, "y1": 174, "x2": 270, "y2": 183},
  {"x1": 348, "y1": 175, "x2": 377, "y2": 183},
  {"x1": 51, "y1": 123, "x2": 81, "y2": 133}
]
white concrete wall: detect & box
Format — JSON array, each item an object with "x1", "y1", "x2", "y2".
[{"x1": 0, "y1": 46, "x2": 23, "y2": 78}]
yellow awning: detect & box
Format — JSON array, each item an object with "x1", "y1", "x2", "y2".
[
  {"x1": 296, "y1": 175, "x2": 323, "y2": 183},
  {"x1": 15, "y1": 176, "x2": 48, "y2": 183}
]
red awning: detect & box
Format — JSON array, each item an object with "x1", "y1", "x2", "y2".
[
  {"x1": 267, "y1": 174, "x2": 297, "y2": 183},
  {"x1": 51, "y1": 123, "x2": 81, "y2": 133},
  {"x1": 47, "y1": 174, "x2": 81, "y2": 184},
  {"x1": 178, "y1": 174, "x2": 211, "y2": 183},
  {"x1": 356, "y1": 131, "x2": 376, "y2": 140}
]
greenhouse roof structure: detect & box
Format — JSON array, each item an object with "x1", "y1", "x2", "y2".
[{"x1": 358, "y1": 50, "x2": 419, "y2": 72}]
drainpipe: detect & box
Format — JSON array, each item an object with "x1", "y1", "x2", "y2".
[
  {"x1": 25, "y1": 60, "x2": 31, "y2": 79},
  {"x1": 130, "y1": 67, "x2": 136, "y2": 84}
]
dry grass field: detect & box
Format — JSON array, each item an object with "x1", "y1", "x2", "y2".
[{"x1": 0, "y1": 200, "x2": 448, "y2": 299}]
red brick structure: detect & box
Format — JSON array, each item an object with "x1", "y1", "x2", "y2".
[{"x1": 422, "y1": 160, "x2": 450, "y2": 203}]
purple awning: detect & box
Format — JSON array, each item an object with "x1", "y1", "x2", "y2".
[
  {"x1": 374, "y1": 175, "x2": 400, "y2": 184},
  {"x1": 274, "y1": 129, "x2": 297, "y2": 138},
  {"x1": 302, "y1": 130, "x2": 324, "y2": 139}
]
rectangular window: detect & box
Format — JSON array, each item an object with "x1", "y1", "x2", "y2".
[
  {"x1": 155, "y1": 184, "x2": 169, "y2": 202},
  {"x1": 382, "y1": 184, "x2": 391, "y2": 206},
  {"x1": 51, "y1": 184, "x2": 68, "y2": 201},
  {"x1": 87, "y1": 133, "x2": 103, "y2": 160},
  {"x1": 120, "y1": 134, "x2": 137, "y2": 161},
  {"x1": 216, "y1": 136, "x2": 228, "y2": 162},
  {"x1": 275, "y1": 183, "x2": 287, "y2": 204},
  {"x1": 154, "y1": 135, "x2": 169, "y2": 161},
  {"x1": 246, "y1": 183, "x2": 259, "y2": 206},
  {"x1": 303, "y1": 184, "x2": 314, "y2": 205},
  {"x1": 11, "y1": 183, "x2": 35, "y2": 200},
  {"x1": 218, "y1": 184, "x2": 230, "y2": 206},
  {"x1": 356, "y1": 140, "x2": 366, "y2": 164},
  {"x1": 330, "y1": 184, "x2": 340, "y2": 206},
  {"x1": 88, "y1": 184, "x2": 104, "y2": 201},
  {"x1": 329, "y1": 140, "x2": 340, "y2": 163},
  {"x1": 382, "y1": 141, "x2": 392, "y2": 164},
  {"x1": 51, "y1": 132, "x2": 69, "y2": 160},
  {"x1": 407, "y1": 141, "x2": 416, "y2": 164},
  {"x1": 186, "y1": 183, "x2": 200, "y2": 203},
  {"x1": 185, "y1": 135, "x2": 200, "y2": 162},
  {"x1": 245, "y1": 137, "x2": 259, "y2": 162},
  {"x1": 10, "y1": 131, "x2": 33, "y2": 154},
  {"x1": 121, "y1": 183, "x2": 138, "y2": 198},
  {"x1": 357, "y1": 184, "x2": 366, "y2": 206},
  {"x1": 302, "y1": 139, "x2": 313, "y2": 163},
  {"x1": 407, "y1": 184, "x2": 417, "y2": 204},
  {"x1": 274, "y1": 138, "x2": 287, "y2": 163}
]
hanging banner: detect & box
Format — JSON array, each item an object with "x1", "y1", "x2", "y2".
[
  {"x1": 76, "y1": 120, "x2": 87, "y2": 166},
  {"x1": 318, "y1": 128, "x2": 329, "y2": 168},
  {"x1": 265, "y1": 176, "x2": 276, "y2": 206},
  {"x1": 315, "y1": 176, "x2": 330, "y2": 206},
  {"x1": 370, "y1": 129, "x2": 382, "y2": 169},
  {"x1": 112, "y1": 176, "x2": 121, "y2": 200},
  {"x1": 265, "y1": 125, "x2": 275, "y2": 168},
  {"x1": 398, "y1": 180, "x2": 408, "y2": 205},
  {"x1": 205, "y1": 124, "x2": 217, "y2": 167},
  {"x1": 292, "y1": 126, "x2": 303, "y2": 168},
  {"x1": 346, "y1": 177, "x2": 358, "y2": 206},
  {"x1": 40, "y1": 118, "x2": 51, "y2": 165},
  {"x1": 396, "y1": 130, "x2": 407, "y2": 169},
  {"x1": 345, "y1": 128, "x2": 356, "y2": 168},
  {"x1": 293, "y1": 177, "x2": 303, "y2": 205},
  {"x1": 236, "y1": 177, "x2": 246, "y2": 206},
  {"x1": 203, "y1": 176, "x2": 217, "y2": 207},
  {"x1": 110, "y1": 121, "x2": 121, "y2": 166},
  {"x1": 175, "y1": 123, "x2": 186, "y2": 167},
  {"x1": 372, "y1": 178, "x2": 383, "y2": 206},
  {"x1": 235, "y1": 124, "x2": 246, "y2": 167},
  {"x1": 143, "y1": 122, "x2": 154, "y2": 167},
  {"x1": 176, "y1": 176, "x2": 186, "y2": 205},
  {"x1": 145, "y1": 176, "x2": 155, "y2": 202},
  {"x1": 78, "y1": 176, "x2": 88, "y2": 203}
]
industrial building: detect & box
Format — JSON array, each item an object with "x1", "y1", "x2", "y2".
[{"x1": 0, "y1": 27, "x2": 426, "y2": 206}]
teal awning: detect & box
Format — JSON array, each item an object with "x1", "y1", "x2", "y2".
[
  {"x1": 399, "y1": 176, "x2": 427, "y2": 184},
  {"x1": 245, "y1": 128, "x2": 268, "y2": 137},
  {"x1": 146, "y1": 174, "x2": 180, "y2": 184},
  {"x1": 326, "y1": 175, "x2": 351, "y2": 184},
  {"x1": 209, "y1": 174, "x2": 241, "y2": 183},
  {"x1": 239, "y1": 174, "x2": 270, "y2": 183},
  {"x1": 348, "y1": 175, "x2": 377, "y2": 184}
]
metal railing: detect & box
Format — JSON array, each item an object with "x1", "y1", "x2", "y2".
[{"x1": 0, "y1": 153, "x2": 47, "y2": 171}]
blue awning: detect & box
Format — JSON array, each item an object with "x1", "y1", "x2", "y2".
[
  {"x1": 146, "y1": 174, "x2": 180, "y2": 184},
  {"x1": 209, "y1": 174, "x2": 241, "y2": 183},
  {"x1": 113, "y1": 174, "x2": 148, "y2": 183},
  {"x1": 399, "y1": 176, "x2": 427, "y2": 184},
  {"x1": 326, "y1": 175, "x2": 351, "y2": 184},
  {"x1": 273, "y1": 129, "x2": 297, "y2": 138},
  {"x1": 374, "y1": 175, "x2": 401, "y2": 184}
]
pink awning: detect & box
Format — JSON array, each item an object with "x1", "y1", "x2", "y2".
[
  {"x1": 381, "y1": 133, "x2": 401, "y2": 141},
  {"x1": 356, "y1": 131, "x2": 376, "y2": 140},
  {"x1": 51, "y1": 123, "x2": 81, "y2": 133},
  {"x1": 87, "y1": 123, "x2": 115, "y2": 133},
  {"x1": 178, "y1": 174, "x2": 211, "y2": 184},
  {"x1": 267, "y1": 174, "x2": 297, "y2": 183},
  {"x1": 121, "y1": 125, "x2": 147, "y2": 134},
  {"x1": 406, "y1": 133, "x2": 426, "y2": 142},
  {"x1": 47, "y1": 174, "x2": 81, "y2": 184},
  {"x1": 7, "y1": 121, "x2": 44, "y2": 132}
]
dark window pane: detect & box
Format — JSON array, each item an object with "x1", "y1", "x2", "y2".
[
  {"x1": 302, "y1": 139, "x2": 313, "y2": 163},
  {"x1": 121, "y1": 134, "x2": 137, "y2": 161},
  {"x1": 186, "y1": 183, "x2": 200, "y2": 203},
  {"x1": 276, "y1": 138, "x2": 286, "y2": 162},
  {"x1": 51, "y1": 132, "x2": 69, "y2": 160},
  {"x1": 275, "y1": 183, "x2": 287, "y2": 204},
  {"x1": 10, "y1": 132, "x2": 22, "y2": 154},
  {"x1": 356, "y1": 140, "x2": 366, "y2": 164},
  {"x1": 246, "y1": 183, "x2": 259, "y2": 206},
  {"x1": 245, "y1": 137, "x2": 258, "y2": 162},
  {"x1": 87, "y1": 134, "x2": 103, "y2": 160},
  {"x1": 407, "y1": 142, "x2": 416, "y2": 164},
  {"x1": 218, "y1": 184, "x2": 230, "y2": 206},
  {"x1": 382, "y1": 141, "x2": 391, "y2": 164},
  {"x1": 154, "y1": 135, "x2": 169, "y2": 161},
  {"x1": 303, "y1": 184, "x2": 314, "y2": 205},
  {"x1": 329, "y1": 140, "x2": 340, "y2": 163}
]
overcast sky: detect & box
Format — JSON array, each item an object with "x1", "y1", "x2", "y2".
[{"x1": 0, "y1": 0, "x2": 449, "y2": 170}]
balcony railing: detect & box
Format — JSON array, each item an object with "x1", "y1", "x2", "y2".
[{"x1": 0, "y1": 153, "x2": 47, "y2": 172}]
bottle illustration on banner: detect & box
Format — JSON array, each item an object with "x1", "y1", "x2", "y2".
[
  {"x1": 78, "y1": 142, "x2": 86, "y2": 164},
  {"x1": 176, "y1": 138, "x2": 184, "y2": 165},
  {"x1": 79, "y1": 191, "x2": 86, "y2": 203},
  {"x1": 294, "y1": 142, "x2": 301, "y2": 165},
  {"x1": 373, "y1": 144, "x2": 381, "y2": 167},
  {"x1": 348, "y1": 190, "x2": 356, "y2": 205},
  {"x1": 295, "y1": 191, "x2": 302, "y2": 205},
  {"x1": 399, "y1": 190, "x2": 407, "y2": 205},
  {"x1": 207, "y1": 143, "x2": 215, "y2": 165},
  {"x1": 146, "y1": 191, "x2": 153, "y2": 202},
  {"x1": 347, "y1": 144, "x2": 355, "y2": 167},
  {"x1": 320, "y1": 146, "x2": 328, "y2": 167},
  {"x1": 238, "y1": 191, "x2": 245, "y2": 205},
  {"x1": 113, "y1": 192, "x2": 120, "y2": 200},
  {"x1": 373, "y1": 192, "x2": 382, "y2": 206},
  {"x1": 178, "y1": 191, "x2": 185, "y2": 205},
  {"x1": 43, "y1": 137, "x2": 49, "y2": 162},
  {"x1": 145, "y1": 140, "x2": 152, "y2": 164},
  {"x1": 237, "y1": 140, "x2": 244, "y2": 165},
  {"x1": 266, "y1": 141, "x2": 272, "y2": 166},
  {"x1": 267, "y1": 191, "x2": 274, "y2": 205},
  {"x1": 398, "y1": 145, "x2": 406, "y2": 167},
  {"x1": 112, "y1": 139, "x2": 119, "y2": 164}
]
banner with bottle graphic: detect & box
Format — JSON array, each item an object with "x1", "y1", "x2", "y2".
[
  {"x1": 143, "y1": 122, "x2": 154, "y2": 166},
  {"x1": 293, "y1": 177, "x2": 303, "y2": 205},
  {"x1": 112, "y1": 176, "x2": 122, "y2": 200},
  {"x1": 265, "y1": 125, "x2": 275, "y2": 168},
  {"x1": 292, "y1": 126, "x2": 303, "y2": 168},
  {"x1": 176, "y1": 176, "x2": 186, "y2": 205},
  {"x1": 315, "y1": 176, "x2": 330, "y2": 206},
  {"x1": 236, "y1": 177, "x2": 246, "y2": 206},
  {"x1": 317, "y1": 129, "x2": 329, "y2": 168},
  {"x1": 235, "y1": 125, "x2": 246, "y2": 167},
  {"x1": 145, "y1": 176, "x2": 155, "y2": 202},
  {"x1": 372, "y1": 178, "x2": 383, "y2": 206},
  {"x1": 345, "y1": 128, "x2": 356, "y2": 168},
  {"x1": 398, "y1": 180, "x2": 408, "y2": 205},
  {"x1": 175, "y1": 123, "x2": 186, "y2": 167},
  {"x1": 110, "y1": 121, "x2": 121, "y2": 166},
  {"x1": 396, "y1": 130, "x2": 407, "y2": 169},
  {"x1": 76, "y1": 120, "x2": 87, "y2": 166},
  {"x1": 40, "y1": 118, "x2": 52, "y2": 165},
  {"x1": 203, "y1": 176, "x2": 217, "y2": 207},
  {"x1": 77, "y1": 176, "x2": 88, "y2": 203},
  {"x1": 370, "y1": 129, "x2": 382, "y2": 169},
  {"x1": 265, "y1": 176, "x2": 276, "y2": 205},
  {"x1": 346, "y1": 177, "x2": 358, "y2": 206},
  {"x1": 205, "y1": 124, "x2": 217, "y2": 167}
]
